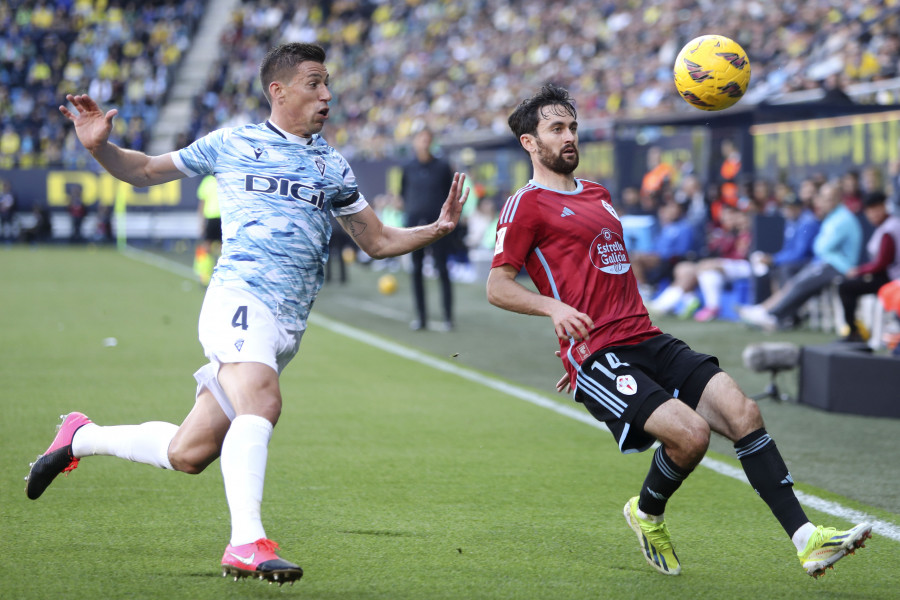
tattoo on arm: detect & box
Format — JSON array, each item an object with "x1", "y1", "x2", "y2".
[{"x1": 340, "y1": 216, "x2": 368, "y2": 238}]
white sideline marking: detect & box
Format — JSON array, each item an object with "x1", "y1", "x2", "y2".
[
  {"x1": 121, "y1": 245, "x2": 900, "y2": 543},
  {"x1": 120, "y1": 245, "x2": 196, "y2": 280},
  {"x1": 311, "y1": 313, "x2": 900, "y2": 543}
]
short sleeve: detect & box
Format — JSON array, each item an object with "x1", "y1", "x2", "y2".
[
  {"x1": 491, "y1": 194, "x2": 538, "y2": 271},
  {"x1": 330, "y1": 154, "x2": 368, "y2": 216},
  {"x1": 172, "y1": 128, "x2": 230, "y2": 177}
]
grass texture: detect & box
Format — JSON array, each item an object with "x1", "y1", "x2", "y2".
[{"x1": 1, "y1": 247, "x2": 897, "y2": 599}]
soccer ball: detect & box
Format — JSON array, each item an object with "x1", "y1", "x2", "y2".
[
  {"x1": 377, "y1": 273, "x2": 398, "y2": 295},
  {"x1": 673, "y1": 35, "x2": 751, "y2": 111}
]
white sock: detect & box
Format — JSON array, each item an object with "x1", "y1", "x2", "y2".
[
  {"x1": 792, "y1": 522, "x2": 816, "y2": 552},
  {"x1": 72, "y1": 422, "x2": 177, "y2": 470},
  {"x1": 651, "y1": 286, "x2": 685, "y2": 314},
  {"x1": 636, "y1": 506, "x2": 664, "y2": 523},
  {"x1": 221, "y1": 414, "x2": 273, "y2": 546},
  {"x1": 696, "y1": 270, "x2": 724, "y2": 311}
]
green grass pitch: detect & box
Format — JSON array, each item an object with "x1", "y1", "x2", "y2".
[{"x1": 1, "y1": 247, "x2": 897, "y2": 599}]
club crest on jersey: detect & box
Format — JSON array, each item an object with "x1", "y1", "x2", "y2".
[
  {"x1": 601, "y1": 199, "x2": 619, "y2": 220},
  {"x1": 315, "y1": 157, "x2": 326, "y2": 176},
  {"x1": 589, "y1": 228, "x2": 630, "y2": 274},
  {"x1": 616, "y1": 374, "x2": 637, "y2": 395},
  {"x1": 494, "y1": 226, "x2": 507, "y2": 256}
]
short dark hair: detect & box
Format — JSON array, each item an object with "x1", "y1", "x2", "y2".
[
  {"x1": 507, "y1": 84, "x2": 577, "y2": 139},
  {"x1": 863, "y1": 190, "x2": 887, "y2": 208},
  {"x1": 259, "y1": 43, "x2": 327, "y2": 103}
]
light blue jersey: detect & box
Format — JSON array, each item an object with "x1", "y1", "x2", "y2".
[{"x1": 173, "y1": 120, "x2": 367, "y2": 332}]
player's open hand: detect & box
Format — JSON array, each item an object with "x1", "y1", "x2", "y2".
[
  {"x1": 549, "y1": 303, "x2": 593, "y2": 342},
  {"x1": 553, "y1": 350, "x2": 572, "y2": 394},
  {"x1": 434, "y1": 172, "x2": 469, "y2": 237},
  {"x1": 59, "y1": 94, "x2": 118, "y2": 153}
]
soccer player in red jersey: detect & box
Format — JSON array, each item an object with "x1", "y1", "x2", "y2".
[{"x1": 486, "y1": 84, "x2": 871, "y2": 578}]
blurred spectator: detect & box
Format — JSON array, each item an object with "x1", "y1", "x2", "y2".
[
  {"x1": 631, "y1": 197, "x2": 697, "y2": 297},
  {"x1": 650, "y1": 203, "x2": 751, "y2": 318},
  {"x1": 0, "y1": 178, "x2": 17, "y2": 241},
  {"x1": 837, "y1": 192, "x2": 900, "y2": 342},
  {"x1": 841, "y1": 170, "x2": 863, "y2": 214},
  {"x1": 194, "y1": 174, "x2": 220, "y2": 286},
  {"x1": 66, "y1": 184, "x2": 87, "y2": 243},
  {"x1": 750, "y1": 191, "x2": 820, "y2": 293},
  {"x1": 19, "y1": 202, "x2": 51, "y2": 244},
  {"x1": 618, "y1": 185, "x2": 655, "y2": 217},
  {"x1": 94, "y1": 204, "x2": 114, "y2": 244},
  {"x1": 739, "y1": 181, "x2": 863, "y2": 331},
  {"x1": 686, "y1": 206, "x2": 754, "y2": 322},
  {"x1": 464, "y1": 194, "x2": 499, "y2": 254},
  {"x1": 325, "y1": 215, "x2": 352, "y2": 285},
  {"x1": 878, "y1": 279, "x2": 900, "y2": 355},
  {"x1": 673, "y1": 174, "x2": 708, "y2": 228},
  {"x1": 401, "y1": 127, "x2": 456, "y2": 331},
  {"x1": 861, "y1": 165, "x2": 884, "y2": 195},
  {"x1": 749, "y1": 179, "x2": 777, "y2": 215},
  {"x1": 640, "y1": 146, "x2": 675, "y2": 207}
]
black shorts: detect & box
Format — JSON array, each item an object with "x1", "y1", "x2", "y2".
[{"x1": 573, "y1": 333, "x2": 721, "y2": 454}]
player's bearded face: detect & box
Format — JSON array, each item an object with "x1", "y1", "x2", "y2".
[{"x1": 535, "y1": 136, "x2": 579, "y2": 175}]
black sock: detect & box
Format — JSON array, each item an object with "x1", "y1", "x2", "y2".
[
  {"x1": 735, "y1": 428, "x2": 809, "y2": 537},
  {"x1": 638, "y1": 446, "x2": 692, "y2": 516}
]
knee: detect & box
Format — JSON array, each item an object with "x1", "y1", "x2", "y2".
[
  {"x1": 732, "y1": 397, "x2": 764, "y2": 439},
  {"x1": 682, "y1": 418, "x2": 711, "y2": 459},
  {"x1": 167, "y1": 441, "x2": 216, "y2": 475},
  {"x1": 168, "y1": 452, "x2": 208, "y2": 475},
  {"x1": 667, "y1": 417, "x2": 710, "y2": 468}
]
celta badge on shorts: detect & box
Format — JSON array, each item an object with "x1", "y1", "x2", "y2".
[
  {"x1": 616, "y1": 374, "x2": 638, "y2": 395},
  {"x1": 589, "y1": 228, "x2": 631, "y2": 274},
  {"x1": 575, "y1": 342, "x2": 590, "y2": 360}
]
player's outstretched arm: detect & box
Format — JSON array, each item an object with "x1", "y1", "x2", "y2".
[
  {"x1": 337, "y1": 172, "x2": 469, "y2": 259},
  {"x1": 486, "y1": 264, "x2": 594, "y2": 341},
  {"x1": 59, "y1": 94, "x2": 184, "y2": 187}
]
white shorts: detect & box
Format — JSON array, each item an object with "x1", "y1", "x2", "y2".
[
  {"x1": 193, "y1": 285, "x2": 303, "y2": 420},
  {"x1": 718, "y1": 258, "x2": 752, "y2": 281}
]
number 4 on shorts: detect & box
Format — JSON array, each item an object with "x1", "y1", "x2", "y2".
[{"x1": 232, "y1": 305, "x2": 248, "y2": 330}]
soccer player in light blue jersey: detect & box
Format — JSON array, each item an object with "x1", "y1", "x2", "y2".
[{"x1": 28, "y1": 43, "x2": 468, "y2": 585}]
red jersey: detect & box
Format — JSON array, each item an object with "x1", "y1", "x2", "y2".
[{"x1": 492, "y1": 179, "x2": 661, "y2": 387}]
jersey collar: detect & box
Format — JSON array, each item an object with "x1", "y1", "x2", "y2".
[
  {"x1": 529, "y1": 178, "x2": 584, "y2": 195},
  {"x1": 265, "y1": 120, "x2": 315, "y2": 145}
]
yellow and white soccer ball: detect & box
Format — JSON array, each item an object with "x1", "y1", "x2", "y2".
[{"x1": 673, "y1": 34, "x2": 751, "y2": 111}]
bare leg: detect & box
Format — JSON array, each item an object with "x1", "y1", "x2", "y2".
[{"x1": 168, "y1": 388, "x2": 232, "y2": 474}]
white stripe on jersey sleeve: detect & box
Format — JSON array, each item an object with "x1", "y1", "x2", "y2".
[{"x1": 170, "y1": 151, "x2": 198, "y2": 177}]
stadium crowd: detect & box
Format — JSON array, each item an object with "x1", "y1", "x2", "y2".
[
  {"x1": 2, "y1": 0, "x2": 899, "y2": 347},
  {"x1": 0, "y1": 0, "x2": 205, "y2": 170},
  {"x1": 185, "y1": 0, "x2": 900, "y2": 160},
  {"x1": 4, "y1": 0, "x2": 899, "y2": 167}
]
